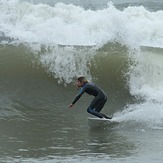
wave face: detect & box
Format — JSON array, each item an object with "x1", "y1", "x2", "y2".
[{"x1": 0, "y1": 0, "x2": 163, "y2": 128}]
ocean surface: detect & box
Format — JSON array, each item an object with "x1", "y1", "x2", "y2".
[{"x1": 1, "y1": 0, "x2": 163, "y2": 162}]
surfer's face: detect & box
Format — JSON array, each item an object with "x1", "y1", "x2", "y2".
[{"x1": 76, "y1": 80, "x2": 84, "y2": 88}]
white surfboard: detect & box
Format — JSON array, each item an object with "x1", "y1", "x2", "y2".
[{"x1": 87, "y1": 117, "x2": 118, "y2": 128}]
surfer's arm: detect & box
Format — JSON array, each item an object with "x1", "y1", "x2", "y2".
[
  {"x1": 72, "y1": 95, "x2": 81, "y2": 105},
  {"x1": 71, "y1": 86, "x2": 86, "y2": 105},
  {"x1": 68, "y1": 94, "x2": 82, "y2": 108}
]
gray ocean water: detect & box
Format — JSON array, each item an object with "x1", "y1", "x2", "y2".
[{"x1": 1, "y1": 0, "x2": 163, "y2": 162}]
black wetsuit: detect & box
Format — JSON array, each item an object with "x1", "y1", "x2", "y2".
[{"x1": 72, "y1": 83, "x2": 108, "y2": 118}]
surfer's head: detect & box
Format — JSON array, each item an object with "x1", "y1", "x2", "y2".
[{"x1": 76, "y1": 76, "x2": 88, "y2": 88}]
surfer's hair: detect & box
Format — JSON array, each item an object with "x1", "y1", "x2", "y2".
[{"x1": 77, "y1": 76, "x2": 88, "y2": 84}]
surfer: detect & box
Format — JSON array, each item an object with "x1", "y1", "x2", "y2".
[{"x1": 68, "y1": 76, "x2": 111, "y2": 119}]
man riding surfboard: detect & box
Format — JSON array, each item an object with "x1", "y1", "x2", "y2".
[{"x1": 68, "y1": 76, "x2": 111, "y2": 119}]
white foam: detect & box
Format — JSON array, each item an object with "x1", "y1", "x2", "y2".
[
  {"x1": 114, "y1": 101, "x2": 163, "y2": 128},
  {"x1": 118, "y1": 44, "x2": 163, "y2": 128},
  {"x1": 129, "y1": 48, "x2": 163, "y2": 102},
  {"x1": 39, "y1": 46, "x2": 96, "y2": 83},
  {"x1": 1, "y1": 0, "x2": 163, "y2": 47}
]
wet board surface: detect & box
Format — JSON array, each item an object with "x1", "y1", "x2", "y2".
[{"x1": 87, "y1": 117, "x2": 119, "y2": 128}]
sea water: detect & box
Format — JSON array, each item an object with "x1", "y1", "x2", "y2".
[{"x1": 0, "y1": 0, "x2": 163, "y2": 162}]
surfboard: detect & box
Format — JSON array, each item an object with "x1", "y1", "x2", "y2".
[{"x1": 87, "y1": 117, "x2": 118, "y2": 128}]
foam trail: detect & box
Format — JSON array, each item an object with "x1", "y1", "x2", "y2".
[{"x1": 113, "y1": 101, "x2": 163, "y2": 129}]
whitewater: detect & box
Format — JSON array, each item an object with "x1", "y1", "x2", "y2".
[
  {"x1": 1, "y1": 0, "x2": 163, "y2": 47},
  {"x1": 1, "y1": 0, "x2": 163, "y2": 162},
  {"x1": 0, "y1": 0, "x2": 163, "y2": 82}
]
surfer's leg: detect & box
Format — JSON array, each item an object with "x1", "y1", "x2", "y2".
[
  {"x1": 94, "y1": 96, "x2": 112, "y2": 119},
  {"x1": 87, "y1": 96, "x2": 104, "y2": 118},
  {"x1": 87, "y1": 95, "x2": 109, "y2": 118},
  {"x1": 100, "y1": 113, "x2": 112, "y2": 119},
  {"x1": 95, "y1": 96, "x2": 107, "y2": 112},
  {"x1": 87, "y1": 107, "x2": 112, "y2": 119},
  {"x1": 87, "y1": 107, "x2": 104, "y2": 118}
]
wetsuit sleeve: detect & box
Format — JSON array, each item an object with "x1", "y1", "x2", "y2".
[{"x1": 72, "y1": 86, "x2": 86, "y2": 105}]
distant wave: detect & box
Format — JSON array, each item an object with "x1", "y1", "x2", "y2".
[{"x1": 0, "y1": 0, "x2": 163, "y2": 47}]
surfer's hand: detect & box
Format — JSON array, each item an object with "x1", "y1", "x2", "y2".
[{"x1": 68, "y1": 104, "x2": 74, "y2": 108}]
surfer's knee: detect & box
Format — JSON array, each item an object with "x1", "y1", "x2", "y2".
[
  {"x1": 87, "y1": 107, "x2": 93, "y2": 113},
  {"x1": 87, "y1": 107, "x2": 103, "y2": 118}
]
